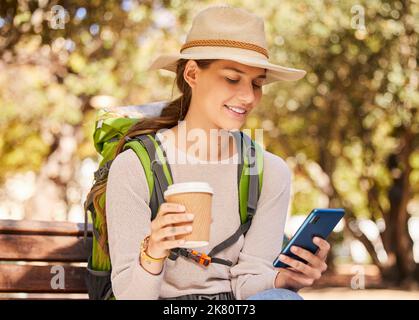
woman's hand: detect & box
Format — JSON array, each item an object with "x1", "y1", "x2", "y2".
[
  {"x1": 274, "y1": 237, "x2": 330, "y2": 291},
  {"x1": 146, "y1": 202, "x2": 194, "y2": 258}
]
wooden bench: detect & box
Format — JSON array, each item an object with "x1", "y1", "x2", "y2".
[
  {"x1": 0, "y1": 219, "x2": 383, "y2": 300},
  {"x1": 0, "y1": 219, "x2": 92, "y2": 300}
]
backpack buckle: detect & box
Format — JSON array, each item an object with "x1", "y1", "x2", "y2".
[
  {"x1": 187, "y1": 249, "x2": 212, "y2": 267},
  {"x1": 94, "y1": 161, "x2": 112, "y2": 182}
]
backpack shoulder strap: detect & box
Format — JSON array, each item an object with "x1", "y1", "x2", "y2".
[
  {"x1": 206, "y1": 130, "x2": 264, "y2": 261},
  {"x1": 231, "y1": 130, "x2": 263, "y2": 224},
  {"x1": 124, "y1": 133, "x2": 173, "y2": 220}
]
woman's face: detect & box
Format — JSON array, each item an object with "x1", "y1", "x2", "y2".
[{"x1": 184, "y1": 59, "x2": 266, "y2": 131}]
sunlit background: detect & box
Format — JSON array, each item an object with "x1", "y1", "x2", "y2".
[{"x1": 0, "y1": 0, "x2": 418, "y2": 299}]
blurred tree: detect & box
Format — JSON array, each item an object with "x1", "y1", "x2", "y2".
[
  {"x1": 250, "y1": 0, "x2": 418, "y2": 285},
  {"x1": 0, "y1": 0, "x2": 182, "y2": 219}
]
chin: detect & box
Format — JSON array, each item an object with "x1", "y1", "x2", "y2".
[{"x1": 217, "y1": 121, "x2": 244, "y2": 131}]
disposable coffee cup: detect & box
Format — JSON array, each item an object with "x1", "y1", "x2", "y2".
[{"x1": 163, "y1": 182, "x2": 213, "y2": 248}]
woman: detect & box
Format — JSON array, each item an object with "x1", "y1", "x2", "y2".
[{"x1": 106, "y1": 5, "x2": 330, "y2": 300}]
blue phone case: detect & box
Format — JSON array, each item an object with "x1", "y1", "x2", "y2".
[{"x1": 273, "y1": 208, "x2": 345, "y2": 268}]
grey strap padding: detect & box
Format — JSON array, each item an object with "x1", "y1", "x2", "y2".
[
  {"x1": 241, "y1": 132, "x2": 259, "y2": 219},
  {"x1": 133, "y1": 134, "x2": 170, "y2": 220},
  {"x1": 207, "y1": 131, "x2": 259, "y2": 258},
  {"x1": 230, "y1": 130, "x2": 244, "y2": 189}
]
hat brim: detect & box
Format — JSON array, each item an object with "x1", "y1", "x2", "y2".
[{"x1": 148, "y1": 52, "x2": 306, "y2": 84}]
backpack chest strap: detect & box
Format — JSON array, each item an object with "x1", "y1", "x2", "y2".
[{"x1": 168, "y1": 248, "x2": 234, "y2": 267}]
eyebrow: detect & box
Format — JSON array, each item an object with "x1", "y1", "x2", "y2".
[{"x1": 222, "y1": 67, "x2": 267, "y2": 79}]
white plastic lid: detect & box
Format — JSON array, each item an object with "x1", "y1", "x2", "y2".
[{"x1": 164, "y1": 182, "x2": 213, "y2": 198}]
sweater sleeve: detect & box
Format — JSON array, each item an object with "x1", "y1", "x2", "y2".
[
  {"x1": 105, "y1": 148, "x2": 166, "y2": 300},
  {"x1": 230, "y1": 151, "x2": 291, "y2": 300}
]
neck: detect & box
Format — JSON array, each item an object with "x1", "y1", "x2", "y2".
[{"x1": 167, "y1": 118, "x2": 235, "y2": 162}]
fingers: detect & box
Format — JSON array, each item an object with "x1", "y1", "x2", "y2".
[
  {"x1": 278, "y1": 254, "x2": 322, "y2": 281},
  {"x1": 148, "y1": 202, "x2": 196, "y2": 254},
  {"x1": 153, "y1": 224, "x2": 193, "y2": 242},
  {"x1": 151, "y1": 202, "x2": 190, "y2": 232},
  {"x1": 159, "y1": 213, "x2": 195, "y2": 229},
  {"x1": 157, "y1": 202, "x2": 186, "y2": 217},
  {"x1": 290, "y1": 246, "x2": 327, "y2": 272},
  {"x1": 313, "y1": 237, "x2": 331, "y2": 261}
]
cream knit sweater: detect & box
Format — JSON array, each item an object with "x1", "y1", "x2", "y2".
[{"x1": 105, "y1": 131, "x2": 291, "y2": 300}]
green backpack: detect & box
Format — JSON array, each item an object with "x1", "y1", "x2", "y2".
[{"x1": 83, "y1": 101, "x2": 264, "y2": 300}]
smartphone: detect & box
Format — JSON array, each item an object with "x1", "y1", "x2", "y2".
[{"x1": 273, "y1": 208, "x2": 345, "y2": 268}]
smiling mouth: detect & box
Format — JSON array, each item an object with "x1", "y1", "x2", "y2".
[{"x1": 224, "y1": 105, "x2": 248, "y2": 115}]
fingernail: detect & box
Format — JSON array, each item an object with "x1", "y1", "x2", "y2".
[
  {"x1": 186, "y1": 226, "x2": 193, "y2": 232},
  {"x1": 178, "y1": 205, "x2": 185, "y2": 210},
  {"x1": 186, "y1": 214, "x2": 194, "y2": 220},
  {"x1": 279, "y1": 254, "x2": 286, "y2": 260},
  {"x1": 291, "y1": 246, "x2": 297, "y2": 253}
]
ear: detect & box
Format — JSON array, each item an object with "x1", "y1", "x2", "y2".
[{"x1": 183, "y1": 60, "x2": 200, "y2": 88}]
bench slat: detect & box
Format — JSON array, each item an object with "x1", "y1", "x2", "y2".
[
  {"x1": 0, "y1": 219, "x2": 92, "y2": 236},
  {"x1": 0, "y1": 292, "x2": 88, "y2": 300},
  {"x1": 0, "y1": 234, "x2": 92, "y2": 262},
  {"x1": 0, "y1": 264, "x2": 88, "y2": 293}
]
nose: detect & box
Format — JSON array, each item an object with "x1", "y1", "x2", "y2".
[{"x1": 237, "y1": 81, "x2": 256, "y2": 105}]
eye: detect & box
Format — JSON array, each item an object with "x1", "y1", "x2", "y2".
[
  {"x1": 225, "y1": 77, "x2": 262, "y2": 89},
  {"x1": 225, "y1": 77, "x2": 239, "y2": 84}
]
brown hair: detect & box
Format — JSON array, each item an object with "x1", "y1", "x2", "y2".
[{"x1": 89, "y1": 59, "x2": 218, "y2": 254}]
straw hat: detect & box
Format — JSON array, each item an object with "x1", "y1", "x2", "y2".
[{"x1": 148, "y1": 5, "x2": 306, "y2": 85}]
